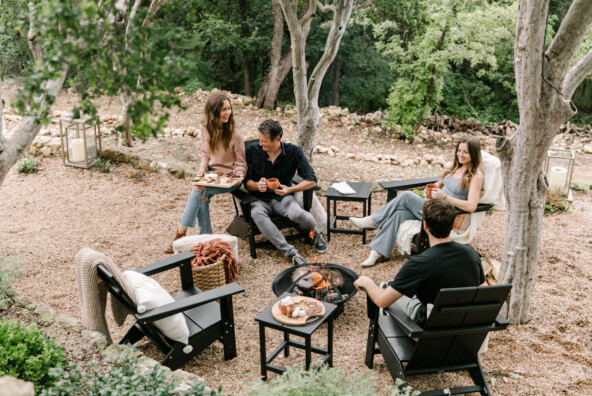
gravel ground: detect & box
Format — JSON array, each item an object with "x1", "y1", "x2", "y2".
[{"x1": 1, "y1": 91, "x2": 592, "y2": 394}]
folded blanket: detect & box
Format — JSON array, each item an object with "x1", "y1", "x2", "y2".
[{"x1": 190, "y1": 239, "x2": 238, "y2": 283}]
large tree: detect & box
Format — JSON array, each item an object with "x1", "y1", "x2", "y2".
[
  {"x1": 279, "y1": 0, "x2": 369, "y2": 160},
  {"x1": 498, "y1": 0, "x2": 592, "y2": 323},
  {"x1": 0, "y1": 0, "x2": 193, "y2": 186}
]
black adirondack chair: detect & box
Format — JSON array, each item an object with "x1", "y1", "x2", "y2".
[
  {"x1": 365, "y1": 284, "x2": 512, "y2": 396},
  {"x1": 97, "y1": 251, "x2": 244, "y2": 371},
  {"x1": 226, "y1": 139, "x2": 320, "y2": 258}
]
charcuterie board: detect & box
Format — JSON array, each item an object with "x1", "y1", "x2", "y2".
[
  {"x1": 271, "y1": 296, "x2": 325, "y2": 326},
  {"x1": 191, "y1": 173, "x2": 243, "y2": 188}
]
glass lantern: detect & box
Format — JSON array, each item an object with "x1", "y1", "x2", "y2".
[
  {"x1": 59, "y1": 116, "x2": 102, "y2": 169},
  {"x1": 544, "y1": 148, "x2": 575, "y2": 196}
]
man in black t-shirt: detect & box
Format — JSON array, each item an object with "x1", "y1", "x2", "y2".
[{"x1": 354, "y1": 199, "x2": 486, "y2": 326}]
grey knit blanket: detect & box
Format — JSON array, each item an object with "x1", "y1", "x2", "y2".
[{"x1": 75, "y1": 248, "x2": 136, "y2": 343}]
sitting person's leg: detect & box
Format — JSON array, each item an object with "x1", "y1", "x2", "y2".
[
  {"x1": 165, "y1": 187, "x2": 207, "y2": 253},
  {"x1": 271, "y1": 195, "x2": 327, "y2": 253},
  {"x1": 251, "y1": 199, "x2": 304, "y2": 263},
  {"x1": 196, "y1": 185, "x2": 240, "y2": 235},
  {"x1": 362, "y1": 191, "x2": 425, "y2": 266}
]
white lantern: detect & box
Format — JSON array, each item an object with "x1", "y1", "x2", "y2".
[
  {"x1": 544, "y1": 148, "x2": 575, "y2": 196},
  {"x1": 59, "y1": 116, "x2": 102, "y2": 168}
]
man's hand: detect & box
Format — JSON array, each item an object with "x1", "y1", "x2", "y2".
[
  {"x1": 354, "y1": 276, "x2": 374, "y2": 291},
  {"x1": 258, "y1": 178, "x2": 268, "y2": 192},
  {"x1": 274, "y1": 184, "x2": 291, "y2": 197}
]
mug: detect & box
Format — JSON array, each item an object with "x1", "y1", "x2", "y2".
[
  {"x1": 267, "y1": 178, "x2": 280, "y2": 190},
  {"x1": 426, "y1": 183, "x2": 437, "y2": 199}
]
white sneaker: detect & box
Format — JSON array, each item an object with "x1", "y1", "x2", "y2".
[
  {"x1": 349, "y1": 216, "x2": 376, "y2": 230},
  {"x1": 361, "y1": 249, "x2": 384, "y2": 267}
]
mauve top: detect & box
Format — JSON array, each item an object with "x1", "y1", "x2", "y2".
[{"x1": 198, "y1": 125, "x2": 247, "y2": 176}]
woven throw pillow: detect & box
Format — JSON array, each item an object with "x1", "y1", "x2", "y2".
[{"x1": 123, "y1": 271, "x2": 192, "y2": 352}]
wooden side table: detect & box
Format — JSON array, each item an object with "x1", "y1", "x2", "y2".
[
  {"x1": 255, "y1": 292, "x2": 337, "y2": 380},
  {"x1": 324, "y1": 181, "x2": 373, "y2": 244}
]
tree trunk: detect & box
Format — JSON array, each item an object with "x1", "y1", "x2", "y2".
[
  {"x1": 239, "y1": 0, "x2": 252, "y2": 96},
  {"x1": 332, "y1": 56, "x2": 340, "y2": 106},
  {"x1": 497, "y1": 0, "x2": 591, "y2": 323},
  {"x1": 280, "y1": 0, "x2": 355, "y2": 161},
  {"x1": 120, "y1": 91, "x2": 133, "y2": 146},
  {"x1": 0, "y1": 69, "x2": 68, "y2": 186}
]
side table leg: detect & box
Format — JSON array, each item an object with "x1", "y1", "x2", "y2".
[
  {"x1": 326, "y1": 197, "x2": 331, "y2": 242},
  {"x1": 284, "y1": 331, "x2": 290, "y2": 357},
  {"x1": 362, "y1": 200, "x2": 367, "y2": 244},
  {"x1": 305, "y1": 335, "x2": 312, "y2": 371},
  {"x1": 328, "y1": 317, "x2": 334, "y2": 367},
  {"x1": 259, "y1": 323, "x2": 267, "y2": 380}
]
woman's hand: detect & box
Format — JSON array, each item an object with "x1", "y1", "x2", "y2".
[
  {"x1": 193, "y1": 174, "x2": 205, "y2": 190},
  {"x1": 431, "y1": 188, "x2": 447, "y2": 200}
]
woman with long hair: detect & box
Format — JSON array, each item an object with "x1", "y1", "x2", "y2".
[
  {"x1": 350, "y1": 136, "x2": 484, "y2": 266},
  {"x1": 165, "y1": 91, "x2": 246, "y2": 253}
]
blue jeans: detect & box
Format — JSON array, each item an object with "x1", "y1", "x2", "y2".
[{"x1": 179, "y1": 184, "x2": 239, "y2": 234}]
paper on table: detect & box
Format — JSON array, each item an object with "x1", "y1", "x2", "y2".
[{"x1": 330, "y1": 181, "x2": 356, "y2": 195}]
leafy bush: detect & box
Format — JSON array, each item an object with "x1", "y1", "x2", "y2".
[
  {"x1": 248, "y1": 364, "x2": 417, "y2": 395},
  {"x1": 545, "y1": 187, "x2": 570, "y2": 214},
  {"x1": 41, "y1": 359, "x2": 218, "y2": 396},
  {"x1": 16, "y1": 155, "x2": 38, "y2": 174},
  {"x1": 0, "y1": 252, "x2": 22, "y2": 309},
  {"x1": 0, "y1": 320, "x2": 67, "y2": 392},
  {"x1": 93, "y1": 157, "x2": 111, "y2": 173},
  {"x1": 571, "y1": 180, "x2": 590, "y2": 192}
]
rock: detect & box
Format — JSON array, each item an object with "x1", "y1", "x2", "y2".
[
  {"x1": 13, "y1": 294, "x2": 33, "y2": 307},
  {"x1": 33, "y1": 136, "x2": 52, "y2": 147},
  {"x1": 116, "y1": 152, "x2": 130, "y2": 163},
  {"x1": 56, "y1": 313, "x2": 82, "y2": 331},
  {"x1": 138, "y1": 158, "x2": 151, "y2": 171},
  {"x1": 81, "y1": 330, "x2": 109, "y2": 349},
  {"x1": 0, "y1": 376, "x2": 35, "y2": 396},
  {"x1": 34, "y1": 303, "x2": 55, "y2": 322},
  {"x1": 28, "y1": 145, "x2": 39, "y2": 156},
  {"x1": 101, "y1": 344, "x2": 140, "y2": 360},
  {"x1": 330, "y1": 145, "x2": 340, "y2": 153},
  {"x1": 510, "y1": 373, "x2": 523, "y2": 379},
  {"x1": 24, "y1": 304, "x2": 36, "y2": 311}
]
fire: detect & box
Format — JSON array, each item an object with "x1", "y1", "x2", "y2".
[
  {"x1": 310, "y1": 271, "x2": 332, "y2": 290},
  {"x1": 309, "y1": 229, "x2": 316, "y2": 240}
]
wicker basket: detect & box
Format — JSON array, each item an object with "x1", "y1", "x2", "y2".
[{"x1": 192, "y1": 254, "x2": 226, "y2": 292}]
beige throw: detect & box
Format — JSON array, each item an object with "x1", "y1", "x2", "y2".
[{"x1": 75, "y1": 248, "x2": 136, "y2": 343}]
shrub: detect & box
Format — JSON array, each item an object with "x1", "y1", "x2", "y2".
[
  {"x1": 0, "y1": 320, "x2": 68, "y2": 392},
  {"x1": 0, "y1": 252, "x2": 22, "y2": 309},
  {"x1": 248, "y1": 364, "x2": 416, "y2": 396},
  {"x1": 16, "y1": 155, "x2": 38, "y2": 174},
  {"x1": 545, "y1": 186, "x2": 570, "y2": 214},
  {"x1": 41, "y1": 358, "x2": 218, "y2": 396},
  {"x1": 93, "y1": 157, "x2": 111, "y2": 173},
  {"x1": 570, "y1": 180, "x2": 590, "y2": 192}
]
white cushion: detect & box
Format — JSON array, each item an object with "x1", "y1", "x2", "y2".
[
  {"x1": 173, "y1": 234, "x2": 239, "y2": 263},
  {"x1": 123, "y1": 271, "x2": 190, "y2": 348}
]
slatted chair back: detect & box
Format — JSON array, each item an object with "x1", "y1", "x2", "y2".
[{"x1": 406, "y1": 284, "x2": 511, "y2": 371}]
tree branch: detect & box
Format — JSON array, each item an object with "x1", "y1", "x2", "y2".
[
  {"x1": 0, "y1": 75, "x2": 4, "y2": 154},
  {"x1": 27, "y1": 2, "x2": 44, "y2": 65},
  {"x1": 563, "y1": 49, "x2": 592, "y2": 99},
  {"x1": 318, "y1": 2, "x2": 335, "y2": 14},
  {"x1": 353, "y1": 0, "x2": 372, "y2": 11},
  {"x1": 546, "y1": 0, "x2": 592, "y2": 79},
  {"x1": 300, "y1": 0, "x2": 317, "y2": 25},
  {"x1": 142, "y1": 0, "x2": 166, "y2": 28}
]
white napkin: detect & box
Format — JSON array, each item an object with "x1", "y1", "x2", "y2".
[{"x1": 330, "y1": 182, "x2": 356, "y2": 195}]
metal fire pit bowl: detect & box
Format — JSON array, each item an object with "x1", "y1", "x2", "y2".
[{"x1": 271, "y1": 263, "x2": 359, "y2": 312}]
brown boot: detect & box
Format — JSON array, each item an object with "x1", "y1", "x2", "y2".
[{"x1": 164, "y1": 229, "x2": 186, "y2": 254}]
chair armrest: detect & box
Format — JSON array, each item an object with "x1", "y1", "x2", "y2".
[
  {"x1": 385, "y1": 303, "x2": 424, "y2": 338},
  {"x1": 135, "y1": 251, "x2": 195, "y2": 277},
  {"x1": 380, "y1": 176, "x2": 440, "y2": 202},
  {"x1": 493, "y1": 313, "x2": 510, "y2": 330},
  {"x1": 231, "y1": 188, "x2": 258, "y2": 205},
  {"x1": 136, "y1": 282, "x2": 245, "y2": 322},
  {"x1": 455, "y1": 203, "x2": 494, "y2": 215}
]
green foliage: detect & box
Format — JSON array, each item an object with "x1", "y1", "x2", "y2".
[
  {"x1": 249, "y1": 364, "x2": 386, "y2": 396},
  {"x1": 0, "y1": 2, "x2": 33, "y2": 77},
  {"x1": 0, "y1": 320, "x2": 67, "y2": 392},
  {"x1": 93, "y1": 157, "x2": 111, "y2": 173},
  {"x1": 0, "y1": 252, "x2": 22, "y2": 309},
  {"x1": 412, "y1": 188, "x2": 425, "y2": 198},
  {"x1": 545, "y1": 187, "x2": 570, "y2": 214},
  {"x1": 16, "y1": 155, "x2": 38, "y2": 174},
  {"x1": 41, "y1": 358, "x2": 217, "y2": 396}
]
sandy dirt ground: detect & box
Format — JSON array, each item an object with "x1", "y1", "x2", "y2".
[{"x1": 1, "y1": 91, "x2": 592, "y2": 395}]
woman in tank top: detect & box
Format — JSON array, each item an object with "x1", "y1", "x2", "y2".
[{"x1": 349, "y1": 136, "x2": 484, "y2": 267}]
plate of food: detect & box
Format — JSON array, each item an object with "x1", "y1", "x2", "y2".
[
  {"x1": 191, "y1": 171, "x2": 243, "y2": 188},
  {"x1": 271, "y1": 295, "x2": 326, "y2": 326}
]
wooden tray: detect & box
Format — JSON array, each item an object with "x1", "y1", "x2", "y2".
[
  {"x1": 271, "y1": 296, "x2": 325, "y2": 326},
  {"x1": 191, "y1": 177, "x2": 243, "y2": 188}
]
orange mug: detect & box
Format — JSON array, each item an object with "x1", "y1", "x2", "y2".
[
  {"x1": 267, "y1": 178, "x2": 280, "y2": 190},
  {"x1": 426, "y1": 183, "x2": 437, "y2": 199}
]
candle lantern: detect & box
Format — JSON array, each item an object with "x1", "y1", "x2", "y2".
[
  {"x1": 544, "y1": 148, "x2": 575, "y2": 196},
  {"x1": 59, "y1": 116, "x2": 102, "y2": 169}
]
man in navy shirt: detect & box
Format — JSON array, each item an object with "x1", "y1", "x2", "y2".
[
  {"x1": 354, "y1": 199, "x2": 486, "y2": 326},
  {"x1": 244, "y1": 119, "x2": 328, "y2": 265}
]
